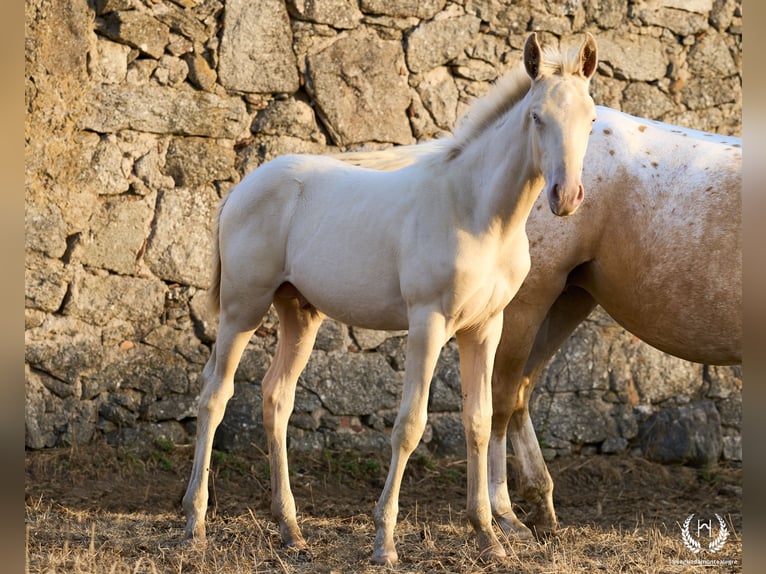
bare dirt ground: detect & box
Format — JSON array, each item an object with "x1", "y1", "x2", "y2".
[{"x1": 25, "y1": 441, "x2": 742, "y2": 573}]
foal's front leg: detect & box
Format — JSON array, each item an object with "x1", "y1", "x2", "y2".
[
  {"x1": 456, "y1": 313, "x2": 506, "y2": 561},
  {"x1": 372, "y1": 309, "x2": 448, "y2": 565}
]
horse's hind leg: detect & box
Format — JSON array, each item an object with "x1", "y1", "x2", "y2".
[
  {"x1": 182, "y1": 299, "x2": 270, "y2": 543},
  {"x1": 513, "y1": 287, "x2": 595, "y2": 534},
  {"x1": 491, "y1": 287, "x2": 596, "y2": 538},
  {"x1": 263, "y1": 284, "x2": 324, "y2": 549}
]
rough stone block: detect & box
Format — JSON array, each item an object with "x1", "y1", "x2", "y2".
[
  {"x1": 638, "y1": 400, "x2": 722, "y2": 467},
  {"x1": 288, "y1": 0, "x2": 363, "y2": 29},
  {"x1": 93, "y1": 343, "x2": 192, "y2": 397},
  {"x1": 306, "y1": 29, "x2": 413, "y2": 146},
  {"x1": 98, "y1": 11, "x2": 170, "y2": 59},
  {"x1": 654, "y1": 0, "x2": 713, "y2": 13},
  {"x1": 687, "y1": 32, "x2": 738, "y2": 77},
  {"x1": 414, "y1": 67, "x2": 459, "y2": 129},
  {"x1": 81, "y1": 193, "x2": 157, "y2": 275},
  {"x1": 184, "y1": 50, "x2": 217, "y2": 91},
  {"x1": 405, "y1": 15, "x2": 481, "y2": 73},
  {"x1": 680, "y1": 76, "x2": 741, "y2": 110},
  {"x1": 428, "y1": 412, "x2": 465, "y2": 456},
  {"x1": 151, "y1": 1, "x2": 209, "y2": 44},
  {"x1": 164, "y1": 137, "x2": 237, "y2": 188},
  {"x1": 25, "y1": 316, "x2": 105, "y2": 386},
  {"x1": 585, "y1": 0, "x2": 628, "y2": 29},
  {"x1": 25, "y1": 252, "x2": 70, "y2": 313},
  {"x1": 218, "y1": 0, "x2": 299, "y2": 93},
  {"x1": 144, "y1": 186, "x2": 219, "y2": 288},
  {"x1": 621, "y1": 82, "x2": 676, "y2": 119},
  {"x1": 601, "y1": 436, "x2": 628, "y2": 454},
  {"x1": 80, "y1": 85, "x2": 249, "y2": 138},
  {"x1": 214, "y1": 383, "x2": 266, "y2": 454},
  {"x1": 362, "y1": 0, "x2": 446, "y2": 18},
  {"x1": 531, "y1": 392, "x2": 615, "y2": 445},
  {"x1": 153, "y1": 55, "x2": 189, "y2": 87},
  {"x1": 90, "y1": 36, "x2": 131, "y2": 84},
  {"x1": 598, "y1": 31, "x2": 667, "y2": 81},
  {"x1": 251, "y1": 98, "x2": 321, "y2": 140},
  {"x1": 300, "y1": 350, "x2": 403, "y2": 415},
  {"x1": 65, "y1": 267, "x2": 167, "y2": 326}
]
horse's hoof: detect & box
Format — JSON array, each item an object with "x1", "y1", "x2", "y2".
[
  {"x1": 496, "y1": 516, "x2": 535, "y2": 541},
  {"x1": 523, "y1": 513, "x2": 559, "y2": 540},
  {"x1": 531, "y1": 526, "x2": 558, "y2": 541},
  {"x1": 371, "y1": 547, "x2": 398, "y2": 565},
  {"x1": 478, "y1": 542, "x2": 507, "y2": 563}
]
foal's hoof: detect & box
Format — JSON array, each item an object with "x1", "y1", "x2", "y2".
[
  {"x1": 371, "y1": 547, "x2": 398, "y2": 565},
  {"x1": 284, "y1": 543, "x2": 313, "y2": 562},
  {"x1": 180, "y1": 533, "x2": 207, "y2": 549},
  {"x1": 182, "y1": 523, "x2": 207, "y2": 546},
  {"x1": 283, "y1": 535, "x2": 308, "y2": 551}
]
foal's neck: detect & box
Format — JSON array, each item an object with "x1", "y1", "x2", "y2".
[{"x1": 457, "y1": 103, "x2": 543, "y2": 238}]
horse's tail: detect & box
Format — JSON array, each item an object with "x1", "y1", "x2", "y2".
[
  {"x1": 330, "y1": 140, "x2": 446, "y2": 171},
  {"x1": 207, "y1": 192, "x2": 230, "y2": 315}
]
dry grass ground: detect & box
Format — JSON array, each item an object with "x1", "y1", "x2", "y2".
[{"x1": 25, "y1": 442, "x2": 742, "y2": 573}]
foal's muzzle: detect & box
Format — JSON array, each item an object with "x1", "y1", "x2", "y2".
[{"x1": 547, "y1": 180, "x2": 584, "y2": 217}]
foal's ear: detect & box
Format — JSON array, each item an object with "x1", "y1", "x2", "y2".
[
  {"x1": 524, "y1": 33, "x2": 542, "y2": 80},
  {"x1": 579, "y1": 32, "x2": 598, "y2": 80}
]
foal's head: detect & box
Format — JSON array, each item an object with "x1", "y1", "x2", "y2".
[{"x1": 523, "y1": 33, "x2": 597, "y2": 216}]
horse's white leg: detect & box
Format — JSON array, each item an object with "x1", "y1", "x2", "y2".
[
  {"x1": 182, "y1": 311, "x2": 263, "y2": 542},
  {"x1": 488, "y1": 378, "x2": 535, "y2": 540},
  {"x1": 372, "y1": 309, "x2": 448, "y2": 565},
  {"x1": 264, "y1": 289, "x2": 324, "y2": 549},
  {"x1": 508, "y1": 408, "x2": 557, "y2": 533},
  {"x1": 456, "y1": 313, "x2": 506, "y2": 562}
]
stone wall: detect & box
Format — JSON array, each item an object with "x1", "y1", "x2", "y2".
[{"x1": 25, "y1": 0, "x2": 742, "y2": 465}]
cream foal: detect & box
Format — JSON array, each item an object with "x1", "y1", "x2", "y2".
[{"x1": 182, "y1": 33, "x2": 598, "y2": 564}]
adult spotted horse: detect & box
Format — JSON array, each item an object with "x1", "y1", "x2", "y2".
[
  {"x1": 341, "y1": 96, "x2": 742, "y2": 539},
  {"x1": 182, "y1": 33, "x2": 599, "y2": 564}
]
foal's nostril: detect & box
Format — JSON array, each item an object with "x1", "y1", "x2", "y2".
[
  {"x1": 577, "y1": 184, "x2": 584, "y2": 201},
  {"x1": 552, "y1": 183, "x2": 560, "y2": 197}
]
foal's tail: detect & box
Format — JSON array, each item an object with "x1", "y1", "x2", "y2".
[{"x1": 207, "y1": 192, "x2": 230, "y2": 315}]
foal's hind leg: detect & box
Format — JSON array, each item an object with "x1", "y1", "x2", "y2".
[
  {"x1": 182, "y1": 303, "x2": 267, "y2": 542},
  {"x1": 263, "y1": 285, "x2": 324, "y2": 549}
]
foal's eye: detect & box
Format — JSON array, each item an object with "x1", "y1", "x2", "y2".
[{"x1": 532, "y1": 112, "x2": 541, "y2": 125}]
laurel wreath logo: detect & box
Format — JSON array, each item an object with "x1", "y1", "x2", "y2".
[{"x1": 681, "y1": 514, "x2": 730, "y2": 554}]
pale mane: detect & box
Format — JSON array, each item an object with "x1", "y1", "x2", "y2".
[{"x1": 444, "y1": 44, "x2": 586, "y2": 160}]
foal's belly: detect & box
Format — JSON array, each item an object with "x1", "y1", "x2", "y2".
[{"x1": 285, "y1": 262, "x2": 410, "y2": 332}]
